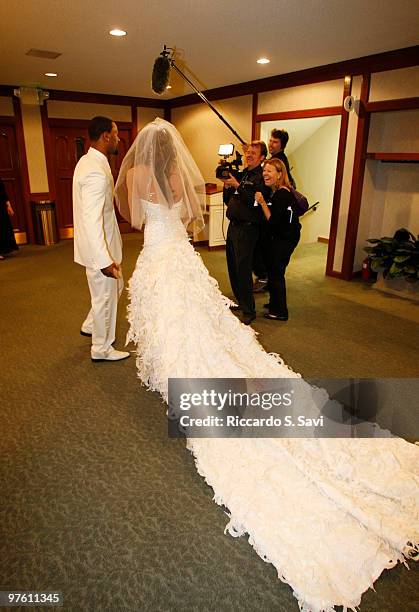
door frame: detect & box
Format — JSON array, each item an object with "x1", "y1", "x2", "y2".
[
  {"x1": 0, "y1": 115, "x2": 30, "y2": 244},
  {"x1": 45, "y1": 118, "x2": 132, "y2": 237}
]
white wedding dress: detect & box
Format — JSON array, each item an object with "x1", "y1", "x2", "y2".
[{"x1": 127, "y1": 201, "x2": 418, "y2": 612}]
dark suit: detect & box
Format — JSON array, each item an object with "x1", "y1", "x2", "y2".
[{"x1": 224, "y1": 165, "x2": 264, "y2": 317}]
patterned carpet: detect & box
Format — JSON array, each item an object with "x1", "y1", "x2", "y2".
[{"x1": 0, "y1": 235, "x2": 418, "y2": 611}]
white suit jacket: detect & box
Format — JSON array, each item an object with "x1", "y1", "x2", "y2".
[{"x1": 73, "y1": 147, "x2": 122, "y2": 270}]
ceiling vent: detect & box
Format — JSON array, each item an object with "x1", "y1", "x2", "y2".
[{"x1": 26, "y1": 48, "x2": 62, "y2": 59}]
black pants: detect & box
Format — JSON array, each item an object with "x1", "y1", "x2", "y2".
[
  {"x1": 226, "y1": 222, "x2": 259, "y2": 316},
  {"x1": 252, "y1": 222, "x2": 271, "y2": 279},
  {"x1": 265, "y1": 232, "x2": 300, "y2": 317}
]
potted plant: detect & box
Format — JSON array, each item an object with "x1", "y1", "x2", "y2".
[{"x1": 364, "y1": 228, "x2": 419, "y2": 301}]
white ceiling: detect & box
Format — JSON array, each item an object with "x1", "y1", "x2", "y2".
[{"x1": 1, "y1": 1, "x2": 418, "y2": 100}]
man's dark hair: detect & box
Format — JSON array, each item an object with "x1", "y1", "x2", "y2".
[
  {"x1": 250, "y1": 139, "x2": 268, "y2": 158},
  {"x1": 88, "y1": 116, "x2": 113, "y2": 141},
  {"x1": 271, "y1": 128, "x2": 289, "y2": 150}
]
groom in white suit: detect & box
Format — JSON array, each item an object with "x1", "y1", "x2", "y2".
[{"x1": 73, "y1": 116, "x2": 129, "y2": 362}]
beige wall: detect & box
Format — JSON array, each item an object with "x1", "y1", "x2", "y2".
[
  {"x1": 137, "y1": 107, "x2": 164, "y2": 132},
  {"x1": 369, "y1": 66, "x2": 419, "y2": 102},
  {"x1": 258, "y1": 79, "x2": 343, "y2": 114},
  {"x1": 172, "y1": 95, "x2": 252, "y2": 184},
  {"x1": 47, "y1": 101, "x2": 131, "y2": 121},
  {"x1": 332, "y1": 76, "x2": 363, "y2": 272},
  {"x1": 368, "y1": 109, "x2": 419, "y2": 152},
  {"x1": 20, "y1": 103, "x2": 49, "y2": 193},
  {"x1": 0, "y1": 96, "x2": 14, "y2": 116},
  {"x1": 288, "y1": 116, "x2": 341, "y2": 244},
  {"x1": 356, "y1": 108, "x2": 419, "y2": 270}
]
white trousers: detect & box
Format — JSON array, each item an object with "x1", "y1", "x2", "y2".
[{"x1": 82, "y1": 268, "x2": 124, "y2": 357}]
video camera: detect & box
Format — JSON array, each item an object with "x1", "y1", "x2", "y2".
[{"x1": 215, "y1": 144, "x2": 243, "y2": 180}]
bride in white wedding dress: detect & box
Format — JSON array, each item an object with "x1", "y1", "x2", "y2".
[{"x1": 115, "y1": 118, "x2": 418, "y2": 612}]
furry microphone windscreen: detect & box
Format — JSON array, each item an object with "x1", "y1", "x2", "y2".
[{"x1": 152, "y1": 55, "x2": 171, "y2": 94}]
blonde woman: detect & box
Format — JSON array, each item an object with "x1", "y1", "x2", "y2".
[{"x1": 255, "y1": 158, "x2": 300, "y2": 320}]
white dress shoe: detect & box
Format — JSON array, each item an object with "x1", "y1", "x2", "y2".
[{"x1": 91, "y1": 348, "x2": 130, "y2": 362}]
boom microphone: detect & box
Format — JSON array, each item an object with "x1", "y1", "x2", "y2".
[
  {"x1": 152, "y1": 53, "x2": 171, "y2": 94},
  {"x1": 151, "y1": 45, "x2": 246, "y2": 145}
]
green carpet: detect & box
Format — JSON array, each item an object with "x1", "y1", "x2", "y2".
[{"x1": 0, "y1": 236, "x2": 418, "y2": 611}]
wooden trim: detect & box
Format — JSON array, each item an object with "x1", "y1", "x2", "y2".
[
  {"x1": 30, "y1": 192, "x2": 51, "y2": 201},
  {"x1": 366, "y1": 152, "x2": 419, "y2": 162},
  {"x1": 0, "y1": 85, "x2": 15, "y2": 96},
  {"x1": 168, "y1": 46, "x2": 419, "y2": 108},
  {"x1": 0, "y1": 116, "x2": 16, "y2": 125},
  {"x1": 251, "y1": 93, "x2": 258, "y2": 140},
  {"x1": 256, "y1": 107, "x2": 341, "y2": 122},
  {"x1": 47, "y1": 88, "x2": 167, "y2": 108},
  {"x1": 341, "y1": 74, "x2": 371, "y2": 280},
  {"x1": 366, "y1": 97, "x2": 419, "y2": 113},
  {"x1": 326, "y1": 77, "x2": 352, "y2": 277},
  {"x1": 131, "y1": 105, "x2": 138, "y2": 140},
  {"x1": 327, "y1": 269, "x2": 346, "y2": 279},
  {"x1": 60, "y1": 227, "x2": 74, "y2": 239},
  {"x1": 317, "y1": 237, "x2": 329, "y2": 244},
  {"x1": 40, "y1": 103, "x2": 54, "y2": 199},
  {"x1": 12, "y1": 97, "x2": 34, "y2": 242}
]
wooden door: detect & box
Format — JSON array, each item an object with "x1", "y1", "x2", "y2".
[
  {"x1": 108, "y1": 128, "x2": 131, "y2": 228},
  {"x1": 50, "y1": 126, "x2": 89, "y2": 238},
  {"x1": 0, "y1": 122, "x2": 26, "y2": 241},
  {"x1": 50, "y1": 123, "x2": 132, "y2": 237}
]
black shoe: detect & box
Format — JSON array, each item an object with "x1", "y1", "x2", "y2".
[
  {"x1": 229, "y1": 304, "x2": 241, "y2": 311},
  {"x1": 241, "y1": 314, "x2": 256, "y2": 325},
  {"x1": 80, "y1": 330, "x2": 92, "y2": 337},
  {"x1": 264, "y1": 313, "x2": 288, "y2": 321},
  {"x1": 253, "y1": 279, "x2": 268, "y2": 293},
  {"x1": 263, "y1": 303, "x2": 270, "y2": 309}
]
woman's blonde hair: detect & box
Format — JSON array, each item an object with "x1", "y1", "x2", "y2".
[{"x1": 263, "y1": 158, "x2": 291, "y2": 190}]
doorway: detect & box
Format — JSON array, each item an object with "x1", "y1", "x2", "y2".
[
  {"x1": 0, "y1": 120, "x2": 27, "y2": 243},
  {"x1": 260, "y1": 116, "x2": 341, "y2": 268},
  {"x1": 49, "y1": 120, "x2": 132, "y2": 238}
]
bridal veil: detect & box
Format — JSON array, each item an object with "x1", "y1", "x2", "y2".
[{"x1": 115, "y1": 118, "x2": 206, "y2": 232}]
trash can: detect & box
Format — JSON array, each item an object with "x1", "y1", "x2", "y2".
[{"x1": 31, "y1": 201, "x2": 59, "y2": 245}]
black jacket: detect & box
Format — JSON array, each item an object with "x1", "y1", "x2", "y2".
[
  {"x1": 224, "y1": 165, "x2": 264, "y2": 224},
  {"x1": 264, "y1": 187, "x2": 301, "y2": 239}
]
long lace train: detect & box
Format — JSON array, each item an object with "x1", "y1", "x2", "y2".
[{"x1": 126, "y1": 203, "x2": 418, "y2": 612}]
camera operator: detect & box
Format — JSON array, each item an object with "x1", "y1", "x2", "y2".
[{"x1": 222, "y1": 140, "x2": 267, "y2": 325}]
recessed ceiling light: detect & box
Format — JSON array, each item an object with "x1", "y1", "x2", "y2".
[
  {"x1": 109, "y1": 29, "x2": 127, "y2": 37},
  {"x1": 44, "y1": 72, "x2": 58, "y2": 77},
  {"x1": 257, "y1": 57, "x2": 270, "y2": 64},
  {"x1": 166, "y1": 85, "x2": 172, "y2": 90}
]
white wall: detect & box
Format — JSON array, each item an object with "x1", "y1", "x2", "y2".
[{"x1": 288, "y1": 116, "x2": 341, "y2": 244}]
